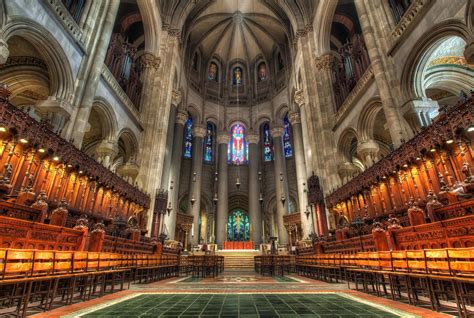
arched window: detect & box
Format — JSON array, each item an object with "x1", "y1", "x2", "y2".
[
  {"x1": 262, "y1": 122, "x2": 273, "y2": 162},
  {"x1": 183, "y1": 115, "x2": 193, "y2": 158},
  {"x1": 228, "y1": 123, "x2": 247, "y2": 165},
  {"x1": 208, "y1": 62, "x2": 218, "y2": 81},
  {"x1": 258, "y1": 62, "x2": 267, "y2": 81},
  {"x1": 283, "y1": 114, "x2": 293, "y2": 158},
  {"x1": 233, "y1": 67, "x2": 243, "y2": 85},
  {"x1": 204, "y1": 122, "x2": 214, "y2": 163},
  {"x1": 227, "y1": 210, "x2": 250, "y2": 241}
]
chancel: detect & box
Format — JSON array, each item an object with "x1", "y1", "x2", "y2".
[{"x1": 0, "y1": 0, "x2": 472, "y2": 317}]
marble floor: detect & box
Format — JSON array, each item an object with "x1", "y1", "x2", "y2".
[{"x1": 32, "y1": 270, "x2": 451, "y2": 318}]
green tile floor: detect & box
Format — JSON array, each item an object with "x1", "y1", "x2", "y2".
[{"x1": 82, "y1": 293, "x2": 400, "y2": 317}]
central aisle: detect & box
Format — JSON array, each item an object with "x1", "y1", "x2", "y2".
[{"x1": 34, "y1": 270, "x2": 449, "y2": 318}]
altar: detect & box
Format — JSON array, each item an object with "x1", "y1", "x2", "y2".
[{"x1": 223, "y1": 241, "x2": 254, "y2": 250}]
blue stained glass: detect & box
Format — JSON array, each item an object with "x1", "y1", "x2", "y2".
[
  {"x1": 204, "y1": 122, "x2": 214, "y2": 163},
  {"x1": 228, "y1": 124, "x2": 247, "y2": 165},
  {"x1": 283, "y1": 115, "x2": 293, "y2": 158},
  {"x1": 183, "y1": 116, "x2": 193, "y2": 158},
  {"x1": 227, "y1": 210, "x2": 250, "y2": 241},
  {"x1": 262, "y1": 123, "x2": 273, "y2": 162}
]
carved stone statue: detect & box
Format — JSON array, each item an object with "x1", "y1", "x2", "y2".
[{"x1": 407, "y1": 197, "x2": 426, "y2": 226}]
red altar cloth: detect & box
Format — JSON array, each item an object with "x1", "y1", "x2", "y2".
[{"x1": 223, "y1": 241, "x2": 254, "y2": 250}]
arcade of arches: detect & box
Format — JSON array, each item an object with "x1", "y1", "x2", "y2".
[{"x1": 0, "y1": 0, "x2": 472, "y2": 317}]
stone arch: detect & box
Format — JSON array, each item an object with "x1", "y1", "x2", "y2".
[
  {"x1": 337, "y1": 128, "x2": 359, "y2": 162},
  {"x1": 137, "y1": 0, "x2": 162, "y2": 54},
  {"x1": 400, "y1": 19, "x2": 470, "y2": 102},
  {"x1": 117, "y1": 128, "x2": 140, "y2": 164},
  {"x1": 3, "y1": 19, "x2": 75, "y2": 102},
  {"x1": 357, "y1": 99, "x2": 383, "y2": 142},
  {"x1": 313, "y1": 1, "x2": 339, "y2": 55},
  {"x1": 187, "y1": 104, "x2": 201, "y2": 123},
  {"x1": 91, "y1": 99, "x2": 119, "y2": 142},
  {"x1": 275, "y1": 104, "x2": 289, "y2": 124}
]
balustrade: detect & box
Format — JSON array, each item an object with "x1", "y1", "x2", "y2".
[
  {"x1": 105, "y1": 34, "x2": 143, "y2": 109},
  {"x1": 332, "y1": 35, "x2": 371, "y2": 110},
  {"x1": 388, "y1": 0, "x2": 413, "y2": 24},
  {"x1": 61, "y1": 0, "x2": 86, "y2": 23}
]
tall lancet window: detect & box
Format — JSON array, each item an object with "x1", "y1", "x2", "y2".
[
  {"x1": 283, "y1": 114, "x2": 293, "y2": 158},
  {"x1": 183, "y1": 115, "x2": 193, "y2": 158},
  {"x1": 204, "y1": 122, "x2": 214, "y2": 163},
  {"x1": 262, "y1": 123, "x2": 273, "y2": 162},
  {"x1": 228, "y1": 123, "x2": 247, "y2": 165}
]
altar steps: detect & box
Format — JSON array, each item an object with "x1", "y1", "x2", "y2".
[{"x1": 216, "y1": 250, "x2": 260, "y2": 270}]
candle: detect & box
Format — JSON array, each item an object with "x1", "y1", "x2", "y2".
[
  {"x1": 191, "y1": 223, "x2": 194, "y2": 236},
  {"x1": 262, "y1": 220, "x2": 265, "y2": 241}
]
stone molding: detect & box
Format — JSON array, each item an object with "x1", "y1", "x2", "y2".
[
  {"x1": 288, "y1": 110, "x2": 301, "y2": 125},
  {"x1": 390, "y1": 0, "x2": 432, "y2": 52},
  {"x1": 217, "y1": 133, "x2": 230, "y2": 144},
  {"x1": 270, "y1": 127, "x2": 284, "y2": 138},
  {"x1": 175, "y1": 110, "x2": 188, "y2": 125},
  {"x1": 333, "y1": 65, "x2": 374, "y2": 130},
  {"x1": 192, "y1": 124, "x2": 207, "y2": 138},
  {"x1": 246, "y1": 134, "x2": 259, "y2": 144},
  {"x1": 314, "y1": 53, "x2": 334, "y2": 71},
  {"x1": 44, "y1": 0, "x2": 85, "y2": 48},
  {"x1": 140, "y1": 53, "x2": 161, "y2": 70}
]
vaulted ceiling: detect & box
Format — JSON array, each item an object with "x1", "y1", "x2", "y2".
[{"x1": 186, "y1": 1, "x2": 288, "y2": 63}]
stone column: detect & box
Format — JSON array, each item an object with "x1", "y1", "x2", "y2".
[
  {"x1": 35, "y1": 97, "x2": 74, "y2": 138},
  {"x1": 247, "y1": 133, "x2": 261, "y2": 246},
  {"x1": 271, "y1": 126, "x2": 289, "y2": 244},
  {"x1": 288, "y1": 110, "x2": 310, "y2": 239},
  {"x1": 71, "y1": 0, "x2": 120, "y2": 147},
  {"x1": 160, "y1": 101, "x2": 177, "y2": 189},
  {"x1": 0, "y1": 36, "x2": 9, "y2": 64},
  {"x1": 216, "y1": 132, "x2": 230, "y2": 245},
  {"x1": 94, "y1": 140, "x2": 119, "y2": 169},
  {"x1": 355, "y1": 0, "x2": 410, "y2": 147},
  {"x1": 164, "y1": 109, "x2": 188, "y2": 240},
  {"x1": 188, "y1": 124, "x2": 206, "y2": 246}
]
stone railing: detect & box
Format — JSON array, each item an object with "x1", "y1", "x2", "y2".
[{"x1": 44, "y1": 0, "x2": 85, "y2": 49}]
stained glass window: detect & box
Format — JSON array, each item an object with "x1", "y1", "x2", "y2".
[
  {"x1": 208, "y1": 62, "x2": 218, "y2": 81},
  {"x1": 204, "y1": 122, "x2": 214, "y2": 163},
  {"x1": 183, "y1": 115, "x2": 193, "y2": 158},
  {"x1": 233, "y1": 67, "x2": 243, "y2": 85},
  {"x1": 283, "y1": 114, "x2": 293, "y2": 158},
  {"x1": 228, "y1": 123, "x2": 247, "y2": 165},
  {"x1": 227, "y1": 210, "x2": 250, "y2": 241},
  {"x1": 258, "y1": 62, "x2": 267, "y2": 81},
  {"x1": 262, "y1": 123, "x2": 273, "y2": 162}
]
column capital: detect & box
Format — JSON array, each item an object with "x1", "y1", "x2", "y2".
[
  {"x1": 288, "y1": 110, "x2": 301, "y2": 125},
  {"x1": 95, "y1": 140, "x2": 119, "y2": 157},
  {"x1": 217, "y1": 132, "x2": 230, "y2": 144},
  {"x1": 192, "y1": 124, "x2": 206, "y2": 138},
  {"x1": 246, "y1": 134, "x2": 259, "y2": 144},
  {"x1": 140, "y1": 53, "x2": 161, "y2": 70},
  {"x1": 175, "y1": 110, "x2": 188, "y2": 125},
  {"x1": 171, "y1": 89, "x2": 182, "y2": 106},
  {"x1": 270, "y1": 127, "x2": 284, "y2": 138},
  {"x1": 35, "y1": 97, "x2": 73, "y2": 118},
  {"x1": 294, "y1": 89, "x2": 305, "y2": 107},
  {"x1": 0, "y1": 37, "x2": 9, "y2": 65},
  {"x1": 314, "y1": 53, "x2": 334, "y2": 71}
]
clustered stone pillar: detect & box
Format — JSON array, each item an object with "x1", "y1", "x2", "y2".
[
  {"x1": 164, "y1": 109, "x2": 188, "y2": 240},
  {"x1": 354, "y1": 0, "x2": 409, "y2": 148},
  {"x1": 160, "y1": 101, "x2": 177, "y2": 189},
  {"x1": 94, "y1": 140, "x2": 118, "y2": 169},
  {"x1": 188, "y1": 124, "x2": 206, "y2": 245},
  {"x1": 216, "y1": 132, "x2": 230, "y2": 245},
  {"x1": 271, "y1": 126, "x2": 289, "y2": 244},
  {"x1": 288, "y1": 110, "x2": 310, "y2": 239},
  {"x1": 356, "y1": 140, "x2": 380, "y2": 168},
  {"x1": 0, "y1": 36, "x2": 9, "y2": 64},
  {"x1": 247, "y1": 133, "x2": 261, "y2": 246},
  {"x1": 71, "y1": 0, "x2": 120, "y2": 147}
]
